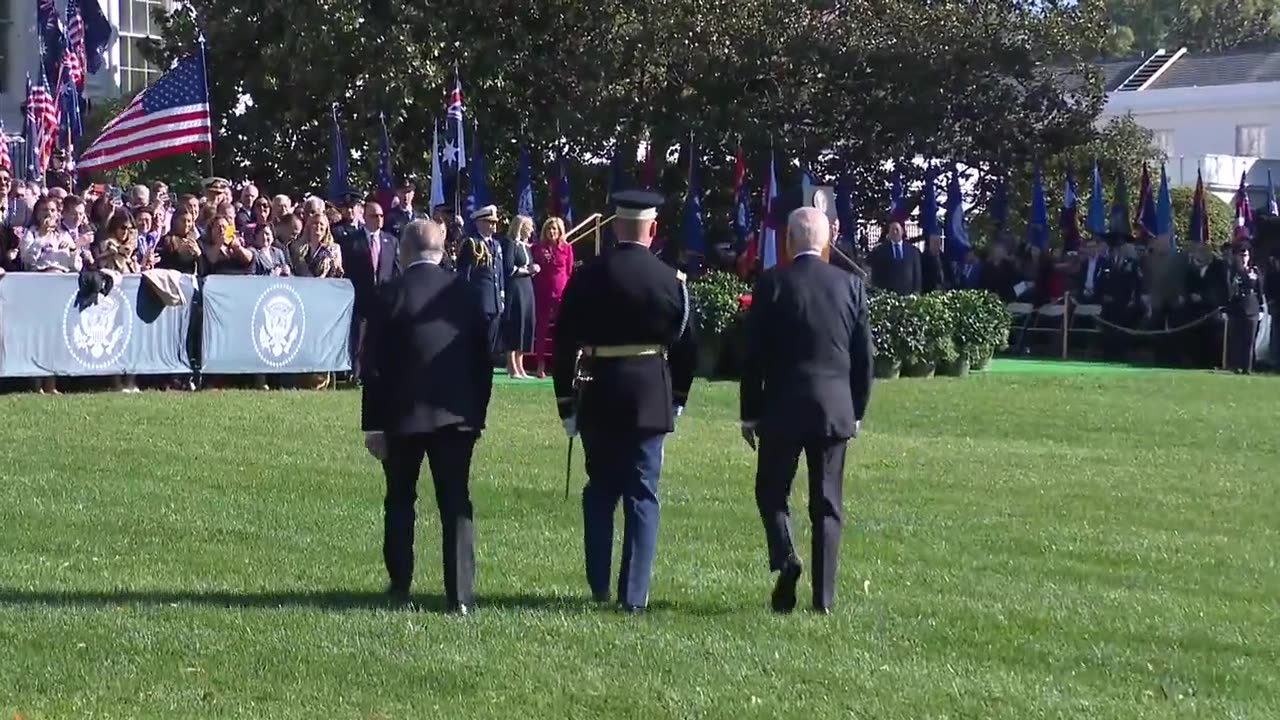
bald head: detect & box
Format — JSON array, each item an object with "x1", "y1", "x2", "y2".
[
  {"x1": 612, "y1": 216, "x2": 656, "y2": 247},
  {"x1": 401, "y1": 219, "x2": 447, "y2": 264},
  {"x1": 787, "y1": 207, "x2": 831, "y2": 256}
]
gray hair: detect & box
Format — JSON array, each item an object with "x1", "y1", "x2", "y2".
[
  {"x1": 787, "y1": 207, "x2": 831, "y2": 254},
  {"x1": 402, "y1": 219, "x2": 447, "y2": 263}
]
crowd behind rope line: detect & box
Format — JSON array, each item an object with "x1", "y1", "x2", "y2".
[
  {"x1": 722, "y1": 216, "x2": 1273, "y2": 374},
  {"x1": 0, "y1": 167, "x2": 578, "y2": 393}
]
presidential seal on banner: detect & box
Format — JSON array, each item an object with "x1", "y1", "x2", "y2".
[
  {"x1": 62, "y1": 287, "x2": 134, "y2": 371},
  {"x1": 252, "y1": 284, "x2": 306, "y2": 368}
]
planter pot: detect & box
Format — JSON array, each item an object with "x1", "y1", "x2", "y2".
[
  {"x1": 903, "y1": 361, "x2": 936, "y2": 378},
  {"x1": 873, "y1": 358, "x2": 901, "y2": 379},
  {"x1": 940, "y1": 358, "x2": 970, "y2": 377}
]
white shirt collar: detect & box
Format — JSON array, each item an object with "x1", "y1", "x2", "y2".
[
  {"x1": 406, "y1": 258, "x2": 439, "y2": 269},
  {"x1": 794, "y1": 250, "x2": 822, "y2": 259}
]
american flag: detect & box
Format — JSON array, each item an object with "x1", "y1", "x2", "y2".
[
  {"x1": 26, "y1": 76, "x2": 59, "y2": 175},
  {"x1": 443, "y1": 66, "x2": 466, "y2": 172},
  {"x1": 78, "y1": 54, "x2": 211, "y2": 172},
  {"x1": 66, "y1": 0, "x2": 87, "y2": 89},
  {"x1": 0, "y1": 124, "x2": 11, "y2": 171}
]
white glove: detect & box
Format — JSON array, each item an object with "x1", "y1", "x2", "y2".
[
  {"x1": 562, "y1": 416, "x2": 578, "y2": 438},
  {"x1": 673, "y1": 405, "x2": 685, "y2": 424}
]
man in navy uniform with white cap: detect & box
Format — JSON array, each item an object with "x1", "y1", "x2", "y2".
[{"x1": 552, "y1": 188, "x2": 698, "y2": 613}]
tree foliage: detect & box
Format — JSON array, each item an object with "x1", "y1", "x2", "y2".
[{"x1": 1101, "y1": 0, "x2": 1280, "y2": 54}]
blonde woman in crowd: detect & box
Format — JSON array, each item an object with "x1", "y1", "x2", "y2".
[
  {"x1": 291, "y1": 212, "x2": 344, "y2": 389},
  {"x1": 501, "y1": 215, "x2": 539, "y2": 378},
  {"x1": 292, "y1": 212, "x2": 345, "y2": 279}
]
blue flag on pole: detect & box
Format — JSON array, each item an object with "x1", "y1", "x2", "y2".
[
  {"x1": 762, "y1": 153, "x2": 779, "y2": 269},
  {"x1": 515, "y1": 145, "x2": 533, "y2": 219},
  {"x1": 889, "y1": 171, "x2": 908, "y2": 223},
  {"x1": 1060, "y1": 169, "x2": 1081, "y2": 252},
  {"x1": 36, "y1": 0, "x2": 66, "y2": 87},
  {"x1": 1156, "y1": 163, "x2": 1175, "y2": 248},
  {"x1": 464, "y1": 123, "x2": 490, "y2": 236},
  {"x1": 1028, "y1": 163, "x2": 1049, "y2": 249},
  {"x1": 990, "y1": 175, "x2": 1008, "y2": 238},
  {"x1": 684, "y1": 143, "x2": 704, "y2": 259},
  {"x1": 920, "y1": 166, "x2": 940, "y2": 237},
  {"x1": 428, "y1": 121, "x2": 445, "y2": 210},
  {"x1": 328, "y1": 105, "x2": 348, "y2": 203},
  {"x1": 56, "y1": 63, "x2": 82, "y2": 150},
  {"x1": 944, "y1": 165, "x2": 969, "y2": 262},
  {"x1": 79, "y1": 0, "x2": 113, "y2": 75},
  {"x1": 1087, "y1": 161, "x2": 1106, "y2": 236}
]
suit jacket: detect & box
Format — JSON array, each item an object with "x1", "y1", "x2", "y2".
[
  {"x1": 343, "y1": 228, "x2": 400, "y2": 317},
  {"x1": 868, "y1": 241, "x2": 922, "y2": 295},
  {"x1": 740, "y1": 254, "x2": 874, "y2": 440},
  {"x1": 1185, "y1": 259, "x2": 1229, "y2": 308},
  {"x1": 361, "y1": 261, "x2": 495, "y2": 435},
  {"x1": 1073, "y1": 255, "x2": 1109, "y2": 302}
]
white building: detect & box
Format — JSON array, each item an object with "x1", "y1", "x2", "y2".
[
  {"x1": 1, "y1": 0, "x2": 173, "y2": 132},
  {"x1": 1098, "y1": 46, "x2": 1280, "y2": 205}
]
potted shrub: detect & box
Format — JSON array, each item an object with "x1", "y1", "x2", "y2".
[
  {"x1": 906, "y1": 293, "x2": 954, "y2": 378},
  {"x1": 869, "y1": 291, "x2": 904, "y2": 379},
  {"x1": 688, "y1": 270, "x2": 751, "y2": 377},
  {"x1": 944, "y1": 290, "x2": 987, "y2": 376},
  {"x1": 895, "y1": 294, "x2": 930, "y2": 377},
  {"x1": 972, "y1": 290, "x2": 1012, "y2": 370}
]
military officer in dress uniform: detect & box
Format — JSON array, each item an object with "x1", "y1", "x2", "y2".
[
  {"x1": 386, "y1": 177, "x2": 420, "y2": 237},
  {"x1": 203, "y1": 177, "x2": 232, "y2": 208},
  {"x1": 456, "y1": 205, "x2": 506, "y2": 353},
  {"x1": 45, "y1": 150, "x2": 74, "y2": 193},
  {"x1": 552, "y1": 189, "x2": 698, "y2": 613}
]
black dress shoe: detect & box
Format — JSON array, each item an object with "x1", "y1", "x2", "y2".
[
  {"x1": 771, "y1": 562, "x2": 802, "y2": 613},
  {"x1": 592, "y1": 592, "x2": 611, "y2": 604},
  {"x1": 620, "y1": 604, "x2": 646, "y2": 615},
  {"x1": 448, "y1": 603, "x2": 474, "y2": 616},
  {"x1": 386, "y1": 584, "x2": 411, "y2": 606}
]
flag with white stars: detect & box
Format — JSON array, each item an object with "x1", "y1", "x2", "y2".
[
  {"x1": 78, "y1": 53, "x2": 211, "y2": 172},
  {"x1": 443, "y1": 66, "x2": 466, "y2": 175}
]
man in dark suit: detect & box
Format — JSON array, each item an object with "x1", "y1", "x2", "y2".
[
  {"x1": 740, "y1": 205, "x2": 874, "y2": 615},
  {"x1": 868, "y1": 221, "x2": 922, "y2": 294},
  {"x1": 553, "y1": 189, "x2": 698, "y2": 613},
  {"x1": 361, "y1": 219, "x2": 494, "y2": 615},
  {"x1": 346, "y1": 199, "x2": 400, "y2": 376}
]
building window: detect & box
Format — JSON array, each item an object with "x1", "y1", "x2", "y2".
[
  {"x1": 1236, "y1": 125, "x2": 1267, "y2": 158},
  {"x1": 118, "y1": 0, "x2": 168, "y2": 94},
  {"x1": 1152, "y1": 130, "x2": 1174, "y2": 159},
  {"x1": 0, "y1": 0, "x2": 11, "y2": 95}
]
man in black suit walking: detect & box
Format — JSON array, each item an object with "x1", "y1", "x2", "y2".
[
  {"x1": 740, "y1": 206, "x2": 875, "y2": 615},
  {"x1": 868, "y1": 221, "x2": 922, "y2": 295},
  {"x1": 346, "y1": 199, "x2": 400, "y2": 379},
  {"x1": 361, "y1": 219, "x2": 494, "y2": 614}
]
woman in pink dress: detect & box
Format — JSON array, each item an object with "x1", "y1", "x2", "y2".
[{"x1": 531, "y1": 217, "x2": 574, "y2": 378}]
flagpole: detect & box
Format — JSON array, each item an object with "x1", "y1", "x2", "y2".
[{"x1": 197, "y1": 33, "x2": 214, "y2": 178}]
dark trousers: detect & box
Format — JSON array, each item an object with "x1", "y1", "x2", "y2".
[
  {"x1": 580, "y1": 430, "x2": 665, "y2": 608},
  {"x1": 755, "y1": 433, "x2": 848, "y2": 610},
  {"x1": 1226, "y1": 314, "x2": 1258, "y2": 372},
  {"x1": 381, "y1": 429, "x2": 478, "y2": 605},
  {"x1": 486, "y1": 312, "x2": 502, "y2": 355}
]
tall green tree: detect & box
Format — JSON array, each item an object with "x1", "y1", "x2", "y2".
[
  {"x1": 138, "y1": 0, "x2": 1111, "y2": 237},
  {"x1": 1168, "y1": 0, "x2": 1280, "y2": 51}
]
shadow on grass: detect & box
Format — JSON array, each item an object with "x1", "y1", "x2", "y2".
[{"x1": 0, "y1": 589, "x2": 737, "y2": 616}]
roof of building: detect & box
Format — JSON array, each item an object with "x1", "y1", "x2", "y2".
[{"x1": 1100, "y1": 45, "x2": 1280, "y2": 92}]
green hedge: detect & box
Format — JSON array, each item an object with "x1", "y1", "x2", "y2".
[{"x1": 689, "y1": 269, "x2": 1013, "y2": 379}]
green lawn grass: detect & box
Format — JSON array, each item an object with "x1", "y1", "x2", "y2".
[{"x1": 2, "y1": 371, "x2": 1278, "y2": 719}]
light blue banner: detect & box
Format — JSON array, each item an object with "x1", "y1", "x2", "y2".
[
  {"x1": 0, "y1": 273, "x2": 195, "y2": 377},
  {"x1": 199, "y1": 276, "x2": 355, "y2": 374}
]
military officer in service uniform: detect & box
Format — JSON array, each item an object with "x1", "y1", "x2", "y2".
[
  {"x1": 552, "y1": 189, "x2": 698, "y2": 613},
  {"x1": 46, "y1": 150, "x2": 74, "y2": 193},
  {"x1": 203, "y1": 177, "x2": 232, "y2": 208},
  {"x1": 456, "y1": 205, "x2": 506, "y2": 353},
  {"x1": 386, "y1": 177, "x2": 420, "y2": 237},
  {"x1": 332, "y1": 189, "x2": 365, "y2": 244}
]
